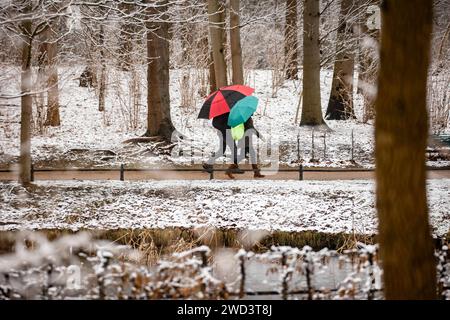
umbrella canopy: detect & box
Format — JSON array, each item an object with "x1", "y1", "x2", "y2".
[
  {"x1": 198, "y1": 85, "x2": 255, "y2": 119},
  {"x1": 227, "y1": 96, "x2": 258, "y2": 127}
]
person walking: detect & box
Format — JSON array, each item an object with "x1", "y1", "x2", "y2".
[
  {"x1": 202, "y1": 113, "x2": 245, "y2": 178},
  {"x1": 239, "y1": 117, "x2": 265, "y2": 178}
]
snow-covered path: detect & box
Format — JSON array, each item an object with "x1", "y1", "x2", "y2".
[{"x1": 1, "y1": 179, "x2": 449, "y2": 236}]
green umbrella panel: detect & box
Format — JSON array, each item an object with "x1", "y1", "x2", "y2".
[{"x1": 227, "y1": 96, "x2": 258, "y2": 128}]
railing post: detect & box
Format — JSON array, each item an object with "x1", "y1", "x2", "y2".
[
  {"x1": 351, "y1": 129, "x2": 354, "y2": 161},
  {"x1": 120, "y1": 164, "x2": 124, "y2": 181},
  {"x1": 30, "y1": 163, "x2": 34, "y2": 182},
  {"x1": 299, "y1": 164, "x2": 303, "y2": 181}
]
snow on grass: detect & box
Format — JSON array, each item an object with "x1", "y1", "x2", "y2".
[{"x1": 1, "y1": 179, "x2": 449, "y2": 236}]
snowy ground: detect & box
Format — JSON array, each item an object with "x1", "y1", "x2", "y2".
[
  {"x1": 0, "y1": 65, "x2": 372, "y2": 169},
  {"x1": 1, "y1": 66, "x2": 448, "y2": 169},
  {"x1": 1, "y1": 179, "x2": 449, "y2": 237}
]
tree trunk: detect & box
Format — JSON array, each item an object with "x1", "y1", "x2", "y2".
[
  {"x1": 300, "y1": 0, "x2": 324, "y2": 126},
  {"x1": 284, "y1": 0, "x2": 298, "y2": 80},
  {"x1": 19, "y1": 15, "x2": 33, "y2": 185},
  {"x1": 358, "y1": 0, "x2": 380, "y2": 122},
  {"x1": 118, "y1": 2, "x2": 134, "y2": 71},
  {"x1": 44, "y1": 26, "x2": 60, "y2": 126},
  {"x1": 208, "y1": 46, "x2": 217, "y2": 93},
  {"x1": 375, "y1": 0, "x2": 436, "y2": 299},
  {"x1": 208, "y1": 0, "x2": 228, "y2": 88},
  {"x1": 145, "y1": 0, "x2": 175, "y2": 140},
  {"x1": 98, "y1": 23, "x2": 106, "y2": 112},
  {"x1": 229, "y1": 0, "x2": 244, "y2": 85},
  {"x1": 325, "y1": 0, "x2": 355, "y2": 120}
]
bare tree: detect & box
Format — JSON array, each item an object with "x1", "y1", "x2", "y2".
[
  {"x1": 19, "y1": 3, "x2": 33, "y2": 185},
  {"x1": 284, "y1": 0, "x2": 298, "y2": 80},
  {"x1": 145, "y1": 0, "x2": 175, "y2": 140},
  {"x1": 375, "y1": 0, "x2": 436, "y2": 299},
  {"x1": 208, "y1": 0, "x2": 228, "y2": 88},
  {"x1": 98, "y1": 22, "x2": 106, "y2": 112},
  {"x1": 300, "y1": 0, "x2": 325, "y2": 126},
  {"x1": 325, "y1": 0, "x2": 356, "y2": 120},
  {"x1": 358, "y1": 0, "x2": 380, "y2": 122},
  {"x1": 230, "y1": 0, "x2": 244, "y2": 85},
  {"x1": 43, "y1": 24, "x2": 60, "y2": 126}
]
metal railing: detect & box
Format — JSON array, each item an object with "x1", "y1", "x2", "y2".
[{"x1": 1, "y1": 164, "x2": 449, "y2": 181}]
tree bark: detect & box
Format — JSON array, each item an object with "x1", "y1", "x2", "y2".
[
  {"x1": 300, "y1": 0, "x2": 324, "y2": 126},
  {"x1": 325, "y1": 0, "x2": 355, "y2": 120},
  {"x1": 44, "y1": 26, "x2": 60, "y2": 126},
  {"x1": 229, "y1": 0, "x2": 244, "y2": 85},
  {"x1": 118, "y1": 2, "x2": 134, "y2": 71},
  {"x1": 375, "y1": 0, "x2": 436, "y2": 299},
  {"x1": 284, "y1": 0, "x2": 298, "y2": 80},
  {"x1": 19, "y1": 12, "x2": 33, "y2": 185},
  {"x1": 98, "y1": 23, "x2": 106, "y2": 112},
  {"x1": 358, "y1": 0, "x2": 380, "y2": 122},
  {"x1": 146, "y1": 0, "x2": 175, "y2": 140},
  {"x1": 208, "y1": 0, "x2": 228, "y2": 88}
]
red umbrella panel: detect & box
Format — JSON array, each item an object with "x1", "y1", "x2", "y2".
[{"x1": 198, "y1": 85, "x2": 255, "y2": 119}]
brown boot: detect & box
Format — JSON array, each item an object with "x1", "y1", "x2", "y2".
[
  {"x1": 252, "y1": 164, "x2": 265, "y2": 178},
  {"x1": 225, "y1": 164, "x2": 238, "y2": 179}
]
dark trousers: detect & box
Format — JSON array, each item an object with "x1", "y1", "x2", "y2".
[{"x1": 207, "y1": 128, "x2": 238, "y2": 165}]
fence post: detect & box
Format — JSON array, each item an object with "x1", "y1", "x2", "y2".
[
  {"x1": 239, "y1": 254, "x2": 246, "y2": 298},
  {"x1": 209, "y1": 168, "x2": 214, "y2": 180},
  {"x1": 299, "y1": 164, "x2": 303, "y2": 181},
  {"x1": 30, "y1": 164, "x2": 34, "y2": 182},
  {"x1": 323, "y1": 131, "x2": 326, "y2": 159},
  {"x1": 120, "y1": 164, "x2": 124, "y2": 181},
  {"x1": 351, "y1": 130, "x2": 354, "y2": 161}
]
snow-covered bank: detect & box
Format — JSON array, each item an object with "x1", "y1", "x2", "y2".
[{"x1": 1, "y1": 179, "x2": 449, "y2": 236}]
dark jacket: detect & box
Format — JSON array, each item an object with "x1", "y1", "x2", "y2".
[{"x1": 213, "y1": 114, "x2": 261, "y2": 138}]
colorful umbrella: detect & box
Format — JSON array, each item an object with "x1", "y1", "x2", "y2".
[
  {"x1": 227, "y1": 96, "x2": 258, "y2": 128},
  {"x1": 197, "y1": 85, "x2": 255, "y2": 119}
]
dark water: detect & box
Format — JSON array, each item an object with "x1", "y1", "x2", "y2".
[{"x1": 213, "y1": 255, "x2": 382, "y2": 300}]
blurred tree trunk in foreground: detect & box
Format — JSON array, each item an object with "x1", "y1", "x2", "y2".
[
  {"x1": 230, "y1": 0, "x2": 244, "y2": 85},
  {"x1": 284, "y1": 0, "x2": 298, "y2": 80},
  {"x1": 208, "y1": 0, "x2": 228, "y2": 88},
  {"x1": 145, "y1": 0, "x2": 175, "y2": 140},
  {"x1": 375, "y1": 0, "x2": 436, "y2": 299},
  {"x1": 300, "y1": 0, "x2": 324, "y2": 126},
  {"x1": 325, "y1": 0, "x2": 355, "y2": 120}
]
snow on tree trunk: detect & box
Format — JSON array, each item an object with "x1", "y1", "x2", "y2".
[
  {"x1": 284, "y1": 0, "x2": 298, "y2": 80},
  {"x1": 325, "y1": 0, "x2": 355, "y2": 121},
  {"x1": 208, "y1": 0, "x2": 228, "y2": 88},
  {"x1": 375, "y1": 0, "x2": 436, "y2": 299},
  {"x1": 300, "y1": 0, "x2": 324, "y2": 126},
  {"x1": 230, "y1": 0, "x2": 244, "y2": 85}
]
